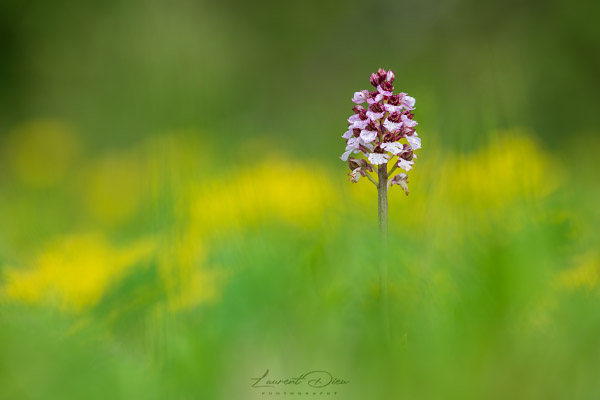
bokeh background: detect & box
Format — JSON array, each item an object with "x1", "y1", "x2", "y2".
[{"x1": 1, "y1": 0, "x2": 599, "y2": 399}]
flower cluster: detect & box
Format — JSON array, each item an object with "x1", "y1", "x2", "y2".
[{"x1": 341, "y1": 68, "x2": 421, "y2": 193}]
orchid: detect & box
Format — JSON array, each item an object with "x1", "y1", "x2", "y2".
[
  {"x1": 340, "y1": 68, "x2": 421, "y2": 337},
  {"x1": 340, "y1": 68, "x2": 421, "y2": 197}
]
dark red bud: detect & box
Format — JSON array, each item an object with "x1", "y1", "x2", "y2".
[
  {"x1": 370, "y1": 73, "x2": 381, "y2": 87},
  {"x1": 352, "y1": 105, "x2": 366, "y2": 114},
  {"x1": 381, "y1": 81, "x2": 394, "y2": 92},
  {"x1": 400, "y1": 145, "x2": 414, "y2": 161},
  {"x1": 352, "y1": 128, "x2": 361, "y2": 137},
  {"x1": 366, "y1": 121, "x2": 378, "y2": 131},
  {"x1": 369, "y1": 102, "x2": 383, "y2": 113},
  {"x1": 377, "y1": 68, "x2": 387, "y2": 81},
  {"x1": 360, "y1": 159, "x2": 373, "y2": 172},
  {"x1": 402, "y1": 126, "x2": 415, "y2": 136},
  {"x1": 388, "y1": 94, "x2": 400, "y2": 106},
  {"x1": 382, "y1": 132, "x2": 395, "y2": 142},
  {"x1": 388, "y1": 112, "x2": 401, "y2": 123},
  {"x1": 386, "y1": 70, "x2": 395, "y2": 83}
]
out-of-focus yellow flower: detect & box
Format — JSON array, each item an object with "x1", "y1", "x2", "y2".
[
  {"x1": 190, "y1": 157, "x2": 337, "y2": 234},
  {"x1": 359, "y1": 131, "x2": 561, "y2": 234},
  {"x1": 3, "y1": 120, "x2": 80, "y2": 188},
  {"x1": 441, "y1": 132, "x2": 558, "y2": 208},
  {"x1": 167, "y1": 267, "x2": 228, "y2": 311},
  {"x1": 1, "y1": 234, "x2": 156, "y2": 312},
  {"x1": 556, "y1": 253, "x2": 599, "y2": 291}
]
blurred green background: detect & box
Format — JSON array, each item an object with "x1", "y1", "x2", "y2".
[{"x1": 1, "y1": 0, "x2": 599, "y2": 399}]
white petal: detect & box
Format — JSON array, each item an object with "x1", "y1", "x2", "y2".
[
  {"x1": 342, "y1": 130, "x2": 353, "y2": 139},
  {"x1": 377, "y1": 85, "x2": 393, "y2": 96},
  {"x1": 403, "y1": 95, "x2": 416, "y2": 109},
  {"x1": 350, "y1": 119, "x2": 368, "y2": 130},
  {"x1": 381, "y1": 142, "x2": 403, "y2": 155},
  {"x1": 360, "y1": 130, "x2": 377, "y2": 143},
  {"x1": 368, "y1": 153, "x2": 390, "y2": 165},
  {"x1": 398, "y1": 159, "x2": 414, "y2": 171},
  {"x1": 401, "y1": 115, "x2": 418, "y2": 128},
  {"x1": 347, "y1": 137, "x2": 362, "y2": 148},
  {"x1": 352, "y1": 91, "x2": 367, "y2": 104},
  {"x1": 341, "y1": 150, "x2": 352, "y2": 161},
  {"x1": 383, "y1": 119, "x2": 402, "y2": 132},
  {"x1": 366, "y1": 111, "x2": 384, "y2": 121},
  {"x1": 406, "y1": 134, "x2": 421, "y2": 150},
  {"x1": 384, "y1": 104, "x2": 403, "y2": 113},
  {"x1": 367, "y1": 93, "x2": 383, "y2": 104}
]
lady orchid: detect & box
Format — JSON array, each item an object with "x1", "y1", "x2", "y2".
[
  {"x1": 341, "y1": 68, "x2": 421, "y2": 202},
  {"x1": 341, "y1": 68, "x2": 421, "y2": 234},
  {"x1": 341, "y1": 69, "x2": 420, "y2": 336}
]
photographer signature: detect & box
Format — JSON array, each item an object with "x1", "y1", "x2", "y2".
[{"x1": 251, "y1": 369, "x2": 349, "y2": 389}]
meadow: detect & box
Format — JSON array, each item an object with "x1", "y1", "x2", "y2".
[{"x1": 1, "y1": 0, "x2": 599, "y2": 399}]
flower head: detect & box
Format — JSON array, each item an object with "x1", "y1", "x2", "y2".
[{"x1": 340, "y1": 68, "x2": 421, "y2": 193}]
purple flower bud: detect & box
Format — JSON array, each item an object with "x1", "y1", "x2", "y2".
[
  {"x1": 381, "y1": 81, "x2": 394, "y2": 93},
  {"x1": 402, "y1": 126, "x2": 415, "y2": 136},
  {"x1": 387, "y1": 111, "x2": 401, "y2": 123},
  {"x1": 369, "y1": 102, "x2": 384, "y2": 114},
  {"x1": 399, "y1": 144, "x2": 414, "y2": 161},
  {"x1": 382, "y1": 132, "x2": 395, "y2": 142},
  {"x1": 388, "y1": 94, "x2": 400, "y2": 106},
  {"x1": 348, "y1": 157, "x2": 361, "y2": 171},
  {"x1": 370, "y1": 73, "x2": 381, "y2": 87},
  {"x1": 386, "y1": 70, "x2": 395, "y2": 83},
  {"x1": 352, "y1": 105, "x2": 366, "y2": 114},
  {"x1": 377, "y1": 68, "x2": 387, "y2": 81},
  {"x1": 365, "y1": 121, "x2": 378, "y2": 132},
  {"x1": 358, "y1": 158, "x2": 374, "y2": 172},
  {"x1": 352, "y1": 128, "x2": 361, "y2": 137}
]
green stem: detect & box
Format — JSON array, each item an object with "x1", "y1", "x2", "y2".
[
  {"x1": 364, "y1": 170, "x2": 378, "y2": 187},
  {"x1": 377, "y1": 163, "x2": 391, "y2": 341},
  {"x1": 378, "y1": 164, "x2": 388, "y2": 235}
]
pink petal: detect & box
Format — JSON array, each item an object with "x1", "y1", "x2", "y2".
[
  {"x1": 342, "y1": 130, "x2": 353, "y2": 139},
  {"x1": 377, "y1": 85, "x2": 393, "y2": 97},
  {"x1": 401, "y1": 115, "x2": 418, "y2": 128},
  {"x1": 352, "y1": 91, "x2": 368, "y2": 104}
]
